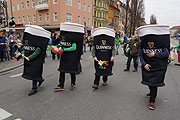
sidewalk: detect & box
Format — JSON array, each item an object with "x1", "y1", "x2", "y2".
[{"x1": 0, "y1": 59, "x2": 23, "y2": 73}]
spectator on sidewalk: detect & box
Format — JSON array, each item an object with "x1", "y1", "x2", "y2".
[
  {"x1": 0, "y1": 31, "x2": 6, "y2": 62},
  {"x1": 124, "y1": 34, "x2": 141, "y2": 72},
  {"x1": 123, "y1": 34, "x2": 128, "y2": 55},
  {"x1": 173, "y1": 39, "x2": 180, "y2": 66},
  {"x1": 88, "y1": 36, "x2": 93, "y2": 51},
  {"x1": 83, "y1": 35, "x2": 87, "y2": 52},
  {"x1": 8, "y1": 32, "x2": 16, "y2": 58},
  {"x1": 115, "y1": 34, "x2": 122, "y2": 55}
]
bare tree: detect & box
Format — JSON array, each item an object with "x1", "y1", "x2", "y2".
[{"x1": 150, "y1": 14, "x2": 157, "y2": 24}]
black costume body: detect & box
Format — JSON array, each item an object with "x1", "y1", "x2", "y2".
[
  {"x1": 22, "y1": 25, "x2": 51, "y2": 90},
  {"x1": 92, "y1": 27, "x2": 115, "y2": 86},
  {"x1": 137, "y1": 25, "x2": 170, "y2": 102},
  {"x1": 57, "y1": 22, "x2": 84, "y2": 88}
]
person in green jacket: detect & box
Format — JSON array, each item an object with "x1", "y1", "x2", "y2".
[
  {"x1": 173, "y1": 40, "x2": 180, "y2": 65},
  {"x1": 115, "y1": 34, "x2": 122, "y2": 55}
]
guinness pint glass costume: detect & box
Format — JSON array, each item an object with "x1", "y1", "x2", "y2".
[
  {"x1": 137, "y1": 25, "x2": 170, "y2": 108},
  {"x1": 92, "y1": 27, "x2": 115, "y2": 89},
  {"x1": 22, "y1": 25, "x2": 51, "y2": 96},
  {"x1": 55, "y1": 22, "x2": 84, "y2": 91}
]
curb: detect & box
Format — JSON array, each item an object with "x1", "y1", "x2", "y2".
[{"x1": 0, "y1": 63, "x2": 24, "y2": 74}]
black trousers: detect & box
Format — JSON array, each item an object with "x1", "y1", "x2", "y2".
[
  {"x1": 94, "y1": 75, "x2": 108, "y2": 86},
  {"x1": 0, "y1": 51, "x2": 5, "y2": 61},
  {"x1": 32, "y1": 80, "x2": 38, "y2": 90},
  {"x1": 148, "y1": 86, "x2": 158, "y2": 103},
  {"x1": 59, "y1": 72, "x2": 76, "y2": 88},
  {"x1": 126, "y1": 55, "x2": 138, "y2": 69}
]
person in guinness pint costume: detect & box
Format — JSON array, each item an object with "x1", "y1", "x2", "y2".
[
  {"x1": 136, "y1": 25, "x2": 170, "y2": 110},
  {"x1": 54, "y1": 22, "x2": 84, "y2": 91},
  {"x1": 22, "y1": 25, "x2": 51, "y2": 96},
  {"x1": 91, "y1": 27, "x2": 115, "y2": 89}
]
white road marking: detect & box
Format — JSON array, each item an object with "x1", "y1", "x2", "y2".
[
  {"x1": 10, "y1": 73, "x2": 22, "y2": 78},
  {"x1": 0, "y1": 108, "x2": 12, "y2": 120},
  {"x1": 15, "y1": 118, "x2": 22, "y2": 120}
]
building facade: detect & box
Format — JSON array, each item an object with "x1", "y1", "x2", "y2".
[
  {"x1": 93, "y1": 0, "x2": 109, "y2": 28},
  {"x1": 6, "y1": 0, "x2": 93, "y2": 30}
]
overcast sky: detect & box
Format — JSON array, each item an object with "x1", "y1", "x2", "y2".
[{"x1": 144, "y1": 0, "x2": 180, "y2": 27}]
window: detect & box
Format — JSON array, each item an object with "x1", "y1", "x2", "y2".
[
  {"x1": 66, "y1": 13, "x2": 72, "y2": 22},
  {"x1": 39, "y1": 14, "x2": 42, "y2": 22},
  {"x1": 83, "y1": 17, "x2": 85, "y2": 24},
  {"x1": 88, "y1": 5, "x2": 90, "y2": 12},
  {"x1": 12, "y1": 4, "x2": 15, "y2": 12},
  {"x1": 38, "y1": 0, "x2": 48, "y2": 4},
  {"x1": 54, "y1": 12, "x2": 58, "y2": 21},
  {"x1": 78, "y1": 0, "x2": 80, "y2": 9},
  {"x1": 27, "y1": 15, "x2": 30, "y2": 23},
  {"x1": 88, "y1": 18, "x2": 90, "y2": 25},
  {"x1": 33, "y1": 14, "x2": 36, "y2": 22},
  {"x1": 53, "y1": 0, "x2": 57, "y2": 4},
  {"x1": 18, "y1": 17, "x2": 21, "y2": 24},
  {"x1": 83, "y1": 3, "x2": 86, "y2": 11},
  {"x1": 66, "y1": 0, "x2": 72, "y2": 6},
  {"x1": 22, "y1": 16, "x2": 25, "y2": 23},
  {"x1": 46, "y1": 13, "x2": 49, "y2": 21},
  {"x1": 27, "y1": 0, "x2": 30, "y2": 9},
  {"x1": 78, "y1": 16, "x2": 80, "y2": 24},
  {"x1": 32, "y1": 0, "x2": 35, "y2": 8},
  {"x1": 21, "y1": 2, "x2": 24, "y2": 10},
  {"x1": 17, "y1": 3, "x2": 20, "y2": 11}
]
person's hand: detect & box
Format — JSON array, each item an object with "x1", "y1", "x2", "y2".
[
  {"x1": 25, "y1": 56, "x2": 30, "y2": 61},
  {"x1": 144, "y1": 64, "x2": 151, "y2": 71},
  {"x1": 111, "y1": 56, "x2": 114, "y2": 61},
  {"x1": 22, "y1": 55, "x2": 25, "y2": 59},
  {"x1": 146, "y1": 51, "x2": 155, "y2": 57},
  {"x1": 94, "y1": 57, "x2": 97, "y2": 61}
]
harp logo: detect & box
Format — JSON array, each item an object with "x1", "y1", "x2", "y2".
[
  {"x1": 24, "y1": 40, "x2": 28, "y2": 45},
  {"x1": 148, "y1": 42, "x2": 154, "y2": 48},
  {"x1": 61, "y1": 36, "x2": 65, "y2": 41},
  {"x1": 102, "y1": 40, "x2": 106, "y2": 45}
]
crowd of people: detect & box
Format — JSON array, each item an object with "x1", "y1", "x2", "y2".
[
  {"x1": 0, "y1": 30, "x2": 22, "y2": 63},
  {"x1": 1, "y1": 23, "x2": 180, "y2": 111}
]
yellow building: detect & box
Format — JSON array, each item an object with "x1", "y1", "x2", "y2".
[
  {"x1": 108, "y1": 0, "x2": 120, "y2": 33},
  {"x1": 93, "y1": 0, "x2": 109, "y2": 28}
]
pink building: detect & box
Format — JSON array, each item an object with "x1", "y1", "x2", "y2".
[{"x1": 7, "y1": 0, "x2": 93, "y2": 31}]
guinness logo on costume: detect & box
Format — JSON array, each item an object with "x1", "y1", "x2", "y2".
[
  {"x1": 24, "y1": 40, "x2": 28, "y2": 45},
  {"x1": 102, "y1": 40, "x2": 106, "y2": 45},
  {"x1": 148, "y1": 42, "x2": 154, "y2": 49}
]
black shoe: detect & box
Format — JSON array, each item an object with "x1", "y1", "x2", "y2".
[
  {"x1": 28, "y1": 89, "x2": 37, "y2": 96},
  {"x1": 92, "y1": 85, "x2": 98, "y2": 89},
  {"x1": 133, "y1": 69, "x2": 138, "y2": 72},
  {"x1": 38, "y1": 79, "x2": 44, "y2": 87},
  {"x1": 124, "y1": 69, "x2": 129, "y2": 71}
]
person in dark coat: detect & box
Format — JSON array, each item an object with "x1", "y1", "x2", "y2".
[
  {"x1": 124, "y1": 34, "x2": 141, "y2": 72},
  {"x1": 0, "y1": 31, "x2": 6, "y2": 62}
]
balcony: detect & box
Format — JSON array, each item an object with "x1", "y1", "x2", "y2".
[{"x1": 35, "y1": 3, "x2": 48, "y2": 11}]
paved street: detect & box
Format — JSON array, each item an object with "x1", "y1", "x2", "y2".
[{"x1": 0, "y1": 46, "x2": 180, "y2": 120}]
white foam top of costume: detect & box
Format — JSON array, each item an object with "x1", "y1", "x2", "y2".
[
  {"x1": 60, "y1": 22, "x2": 85, "y2": 33},
  {"x1": 92, "y1": 27, "x2": 115, "y2": 38},
  {"x1": 24, "y1": 25, "x2": 51, "y2": 39},
  {"x1": 136, "y1": 25, "x2": 170, "y2": 37}
]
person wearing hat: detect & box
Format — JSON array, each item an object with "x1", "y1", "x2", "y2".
[
  {"x1": 54, "y1": 22, "x2": 84, "y2": 91},
  {"x1": 21, "y1": 25, "x2": 51, "y2": 96},
  {"x1": 91, "y1": 27, "x2": 115, "y2": 89}
]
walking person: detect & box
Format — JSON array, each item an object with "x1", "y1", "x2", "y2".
[
  {"x1": 173, "y1": 39, "x2": 180, "y2": 66},
  {"x1": 124, "y1": 34, "x2": 141, "y2": 72},
  {"x1": 83, "y1": 35, "x2": 87, "y2": 52},
  {"x1": 115, "y1": 34, "x2": 122, "y2": 55},
  {"x1": 88, "y1": 36, "x2": 93, "y2": 51},
  {"x1": 123, "y1": 34, "x2": 128, "y2": 55},
  {"x1": 5, "y1": 36, "x2": 10, "y2": 61},
  {"x1": 21, "y1": 25, "x2": 51, "y2": 96},
  {"x1": 8, "y1": 32, "x2": 15, "y2": 58},
  {"x1": 54, "y1": 22, "x2": 84, "y2": 91},
  {"x1": 91, "y1": 27, "x2": 115, "y2": 89},
  {"x1": 137, "y1": 25, "x2": 170, "y2": 110},
  {"x1": 0, "y1": 31, "x2": 6, "y2": 62}
]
